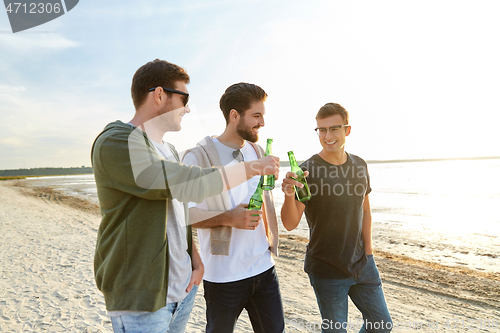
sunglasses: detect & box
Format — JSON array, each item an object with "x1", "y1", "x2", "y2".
[
  {"x1": 148, "y1": 86, "x2": 189, "y2": 106},
  {"x1": 232, "y1": 149, "x2": 244, "y2": 162}
]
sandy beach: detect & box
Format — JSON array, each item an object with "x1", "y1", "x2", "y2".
[{"x1": 1, "y1": 181, "x2": 499, "y2": 332}]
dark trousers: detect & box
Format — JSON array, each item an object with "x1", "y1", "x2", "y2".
[{"x1": 203, "y1": 266, "x2": 285, "y2": 333}]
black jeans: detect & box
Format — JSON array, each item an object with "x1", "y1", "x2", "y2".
[{"x1": 203, "y1": 266, "x2": 285, "y2": 333}]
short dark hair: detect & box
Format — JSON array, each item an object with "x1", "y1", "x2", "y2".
[
  {"x1": 316, "y1": 103, "x2": 349, "y2": 124},
  {"x1": 219, "y1": 83, "x2": 267, "y2": 124},
  {"x1": 131, "y1": 59, "x2": 190, "y2": 110}
]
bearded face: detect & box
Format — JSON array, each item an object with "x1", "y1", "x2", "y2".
[
  {"x1": 232, "y1": 100, "x2": 265, "y2": 142},
  {"x1": 236, "y1": 114, "x2": 259, "y2": 142}
]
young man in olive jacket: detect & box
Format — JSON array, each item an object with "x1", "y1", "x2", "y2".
[{"x1": 91, "y1": 59, "x2": 279, "y2": 333}]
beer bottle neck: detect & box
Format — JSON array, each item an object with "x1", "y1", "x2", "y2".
[{"x1": 288, "y1": 153, "x2": 297, "y2": 167}]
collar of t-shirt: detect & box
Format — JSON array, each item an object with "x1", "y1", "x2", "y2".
[{"x1": 213, "y1": 138, "x2": 249, "y2": 165}]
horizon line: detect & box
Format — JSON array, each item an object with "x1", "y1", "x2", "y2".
[
  {"x1": 365, "y1": 155, "x2": 500, "y2": 164},
  {"x1": 2, "y1": 155, "x2": 500, "y2": 171}
]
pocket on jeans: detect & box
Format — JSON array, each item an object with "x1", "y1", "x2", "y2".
[
  {"x1": 361, "y1": 255, "x2": 381, "y2": 284},
  {"x1": 110, "y1": 316, "x2": 125, "y2": 333}
]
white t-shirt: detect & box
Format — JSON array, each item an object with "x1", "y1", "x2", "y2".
[
  {"x1": 153, "y1": 142, "x2": 191, "y2": 304},
  {"x1": 183, "y1": 138, "x2": 274, "y2": 283},
  {"x1": 107, "y1": 141, "x2": 191, "y2": 317}
]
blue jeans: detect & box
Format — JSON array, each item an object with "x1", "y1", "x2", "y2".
[
  {"x1": 308, "y1": 255, "x2": 392, "y2": 333},
  {"x1": 110, "y1": 284, "x2": 198, "y2": 333},
  {"x1": 203, "y1": 266, "x2": 285, "y2": 333}
]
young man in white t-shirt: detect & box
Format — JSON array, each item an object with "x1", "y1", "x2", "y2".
[
  {"x1": 94, "y1": 60, "x2": 280, "y2": 333},
  {"x1": 182, "y1": 83, "x2": 284, "y2": 333}
]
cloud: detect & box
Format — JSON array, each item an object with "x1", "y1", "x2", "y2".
[
  {"x1": 0, "y1": 85, "x2": 26, "y2": 93},
  {"x1": 0, "y1": 83, "x2": 122, "y2": 169},
  {"x1": 79, "y1": 1, "x2": 237, "y2": 18},
  {"x1": 0, "y1": 33, "x2": 79, "y2": 51},
  {"x1": 0, "y1": 137, "x2": 27, "y2": 147}
]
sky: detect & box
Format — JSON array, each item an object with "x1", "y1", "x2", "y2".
[{"x1": 1, "y1": 0, "x2": 500, "y2": 170}]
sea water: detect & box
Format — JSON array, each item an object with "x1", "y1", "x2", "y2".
[{"x1": 21, "y1": 158, "x2": 500, "y2": 272}]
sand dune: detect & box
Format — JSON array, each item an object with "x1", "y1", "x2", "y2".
[{"x1": 0, "y1": 181, "x2": 499, "y2": 332}]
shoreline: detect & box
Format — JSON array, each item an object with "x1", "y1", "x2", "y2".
[
  {"x1": 1, "y1": 181, "x2": 499, "y2": 332},
  {"x1": 11, "y1": 180, "x2": 500, "y2": 283},
  {"x1": 11, "y1": 180, "x2": 500, "y2": 282},
  {"x1": 16, "y1": 176, "x2": 500, "y2": 275}
]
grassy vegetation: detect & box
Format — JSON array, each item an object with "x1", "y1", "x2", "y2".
[
  {"x1": 0, "y1": 174, "x2": 95, "y2": 181},
  {"x1": 0, "y1": 167, "x2": 92, "y2": 177},
  {"x1": 0, "y1": 176, "x2": 26, "y2": 181}
]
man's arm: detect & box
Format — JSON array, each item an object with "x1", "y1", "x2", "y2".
[
  {"x1": 280, "y1": 171, "x2": 307, "y2": 231},
  {"x1": 186, "y1": 239, "x2": 203, "y2": 293},
  {"x1": 218, "y1": 156, "x2": 280, "y2": 192},
  {"x1": 362, "y1": 195, "x2": 373, "y2": 255},
  {"x1": 125, "y1": 128, "x2": 280, "y2": 202},
  {"x1": 189, "y1": 204, "x2": 262, "y2": 230},
  {"x1": 182, "y1": 150, "x2": 273, "y2": 230}
]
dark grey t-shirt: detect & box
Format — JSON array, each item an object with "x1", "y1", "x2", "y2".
[{"x1": 301, "y1": 153, "x2": 371, "y2": 279}]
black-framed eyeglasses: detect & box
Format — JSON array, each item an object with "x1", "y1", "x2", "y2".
[
  {"x1": 314, "y1": 125, "x2": 350, "y2": 136},
  {"x1": 148, "y1": 86, "x2": 189, "y2": 106},
  {"x1": 232, "y1": 149, "x2": 244, "y2": 162}
]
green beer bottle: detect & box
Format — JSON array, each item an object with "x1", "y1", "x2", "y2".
[
  {"x1": 262, "y1": 138, "x2": 275, "y2": 190},
  {"x1": 287, "y1": 151, "x2": 311, "y2": 202},
  {"x1": 248, "y1": 176, "x2": 264, "y2": 210}
]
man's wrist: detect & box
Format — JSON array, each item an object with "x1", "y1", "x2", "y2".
[
  {"x1": 224, "y1": 210, "x2": 234, "y2": 227},
  {"x1": 193, "y1": 261, "x2": 204, "y2": 270},
  {"x1": 245, "y1": 160, "x2": 259, "y2": 178}
]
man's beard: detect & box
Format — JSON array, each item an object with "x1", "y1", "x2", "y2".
[{"x1": 236, "y1": 118, "x2": 259, "y2": 142}]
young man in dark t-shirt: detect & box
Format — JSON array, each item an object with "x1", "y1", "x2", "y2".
[{"x1": 281, "y1": 103, "x2": 392, "y2": 333}]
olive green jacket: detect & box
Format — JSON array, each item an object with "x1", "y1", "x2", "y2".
[{"x1": 91, "y1": 121, "x2": 223, "y2": 312}]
